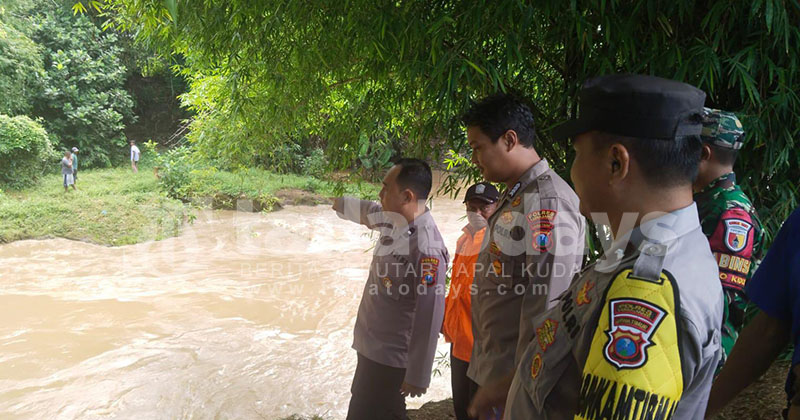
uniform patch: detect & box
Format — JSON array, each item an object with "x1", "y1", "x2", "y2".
[
  {"x1": 489, "y1": 241, "x2": 502, "y2": 256},
  {"x1": 604, "y1": 298, "x2": 667, "y2": 369},
  {"x1": 500, "y1": 211, "x2": 513, "y2": 224},
  {"x1": 724, "y1": 219, "x2": 752, "y2": 252},
  {"x1": 576, "y1": 280, "x2": 594, "y2": 306},
  {"x1": 536, "y1": 319, "x2": 558, "y2": 351},
  {"x1": 526, "y1": 209, "x2": 557, "y2": 225},
  {"x1": 381, "y1": 277, "x2": 392, "y2": 288},
  {"x1": 532, "y1": 229, "x2": 553, "y2": 252},
  {"x1": 511, "y1": 196, "x2": 522, "y2": 207},
  {"x1": 531, "y1": 353, "x2": 543, "y2": 379},
  {"x1": 420, "y1": 257, "x2": 439, "y2": 286}
]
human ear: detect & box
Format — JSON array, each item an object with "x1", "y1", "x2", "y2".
[
  {"x1": 608, "y1": 143, "x2": 630, "y2": 184},
  {"x1": 502, "y1": 130, "x2": 518, "y2": 152},
  {"x1": 700, "y1": 144, "x2": 712, "y2": 162}
]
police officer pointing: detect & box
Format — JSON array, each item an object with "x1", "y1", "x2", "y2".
[
  {"x1": 333, "y1": 158, "x2": 449, "y2": 420},
  {"x1": 485, "y1": 75, "x2": 723, "y2": 419}
]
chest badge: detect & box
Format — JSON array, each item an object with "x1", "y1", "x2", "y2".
[
  {"x1": 382, "y1": 277, "x2": 393, "y2": 288},
  {"x1": 511, "y1": 196, "x2": 522, "y2": 207},
  {"x1": 724, "y1": 219, "x2": 752, "y2": 252},
  {"x1": 536, "y1": 319, "x2": 558, "y2": 352},
  {"x1": 604, "y1": 298, "x2": 666, "y2": 369},
  {"x1": 531, "y1": 353, "x2": 543, "y2": 379}
]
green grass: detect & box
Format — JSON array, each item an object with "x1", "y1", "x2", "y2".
[
  {"x1": 0, "y1": 166, "x2": 379, "y2": 246},
  {"x1": 0, "y1": 167, "x2": 186, "y2": 246},
  {"x1": 179, "y1": 167, "x2": 379, "y2": 203}
]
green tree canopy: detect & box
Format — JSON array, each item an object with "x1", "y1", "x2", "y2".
[
  {"x1": 30, "y1": 1, "x2": 136, "y2": 167},
  {"x1": 96, "y1": 0, "x2": 799, "y2": 236},
  {"x1": 0, "y1": 5, "x2": 43, "y2": 116}
]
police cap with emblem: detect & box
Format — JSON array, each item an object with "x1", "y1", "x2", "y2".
[
  {"x1": 552, "y1": 74, "x2": 706, "y2": 141},
  {"x1": 463, "y1": 182, "x2": 499, "y2": 204}
]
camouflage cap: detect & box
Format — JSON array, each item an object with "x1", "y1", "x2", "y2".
[{"x1": 701, "y1": 108, "x2": 745, "y2": 150}]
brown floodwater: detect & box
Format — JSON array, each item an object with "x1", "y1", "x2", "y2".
[{"x1": 0, "y1": 192, "x2": 469, "y2": 419}]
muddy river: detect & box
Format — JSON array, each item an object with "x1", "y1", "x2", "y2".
[{"x1": 0, "y1": 193, "x2": 469, "y2": 419}]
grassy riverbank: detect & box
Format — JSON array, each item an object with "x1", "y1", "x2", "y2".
[{"x1": 0, "y1": 166, "x2": 378, "y2": 246}]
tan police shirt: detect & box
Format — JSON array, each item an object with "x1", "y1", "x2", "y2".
[
  {"x1": 468, "y1": 159, "x2": 586, "y2": 386},
  {"x1": 337, "y1": 197, "x2": 449, "y2": 388},
  {"x1": 505, "y1": 203, "x2": 723, "y2": 419}
]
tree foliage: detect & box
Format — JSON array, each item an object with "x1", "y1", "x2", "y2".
[
  {"x1": 0, "y1": 4, "x2": 43, "y2": 116},
  {"x1": 0, "y1": 114, "x2": 55, "y2": 189},
  {"x1": 96, "y1": 0, "x2": 799, "y2": 237},
  {"x1": 29, "y1": 1, "x2": 136, "y2": 167}
]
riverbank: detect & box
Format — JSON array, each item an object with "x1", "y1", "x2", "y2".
[{"x1": 0, "y1": 166, "x2": 378, "y2": 246}]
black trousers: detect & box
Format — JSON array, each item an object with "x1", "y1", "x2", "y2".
[
  {"x1": 451, "y1": 348, "x2": 478, "y2": 420},
  {"x1": 347, "y1": 353, "x2": 408, "y2": 420}
]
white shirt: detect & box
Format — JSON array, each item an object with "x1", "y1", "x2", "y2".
[{"x1": 130, "y1": 145, "x2": 140, "y2": 161}]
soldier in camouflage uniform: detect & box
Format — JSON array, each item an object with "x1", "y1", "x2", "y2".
[{"x1": 692, "y1": 108, "x2": 765, "y2": 369}]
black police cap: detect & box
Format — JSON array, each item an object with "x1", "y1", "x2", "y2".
[
  {"x1": 463, "y1": 182, "x2": 499, "y2": 204},
  {"x1": 552, "y1": 74, "x2": 706, "y2": 141}
]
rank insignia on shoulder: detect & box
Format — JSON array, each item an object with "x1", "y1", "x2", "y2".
[
  {"x1": 509, "y1": 182, "x2": 521, "y2": 198},
  {"x1": 604, "y1": 298, "x2": 666, "y2": 369}
]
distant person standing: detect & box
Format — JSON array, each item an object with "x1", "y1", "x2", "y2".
[
  {"x1": 442, "y1": 182, "x2": 499, "y2": 420},
  {"x1": 61, "y1": 151, "x2": 76, "y2": 192},
  {"x1": 130, "y1": 140, "x2": 140, "y2": 173},
  {"x1": 71, "y1": 147, "x2": 79, "y2": 185}
]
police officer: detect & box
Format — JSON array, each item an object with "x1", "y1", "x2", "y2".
[
  {"x1": 332, "y1": 158, "x2": 449, "y2": 420},
  {"x1": 476, "y1": 75, "x2": 724, "y2": 419},
  {"x1": 462, "y1": 93, "x2": 586, "y2": 417},
  {"x1": 693, "y1": 108, "x2": 764, "y2": 369}
]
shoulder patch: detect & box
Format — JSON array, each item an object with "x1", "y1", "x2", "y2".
[
  {"x1": 604, "y1": 298, "x2": 667, "y2": 369},
  {"x1": 723, "y1": 218, "x2": 752, "y2": 253},
  {"x1": 577, "y1": 268, "x2": 683, "y2": 419}
]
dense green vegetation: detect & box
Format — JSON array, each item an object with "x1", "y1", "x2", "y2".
[
  {"x1": 88, "y1": 0, "x2": 799, "y2": 242},
  {"x1": 0, "y1": 114, "x2": 55, "y2": 188}
]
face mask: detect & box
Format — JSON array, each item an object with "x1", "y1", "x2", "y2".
[{"x1": 467, "y1": 211, "x2": 487, "y2": 230}]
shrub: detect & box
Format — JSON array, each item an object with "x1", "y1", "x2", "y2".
[
  {"x1": 301, "y1": 148, "x2": 327, "y2": 178},
  {"x1": 0, "y1": 114, "x2": 55, "y2": 189},
  {"x1": 152, "y1": 146, "x2": 198, "y2": 199}
]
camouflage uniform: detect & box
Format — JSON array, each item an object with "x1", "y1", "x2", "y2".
[{"x1": 693, "y1": 108, "x2": 765, "y2": 367}]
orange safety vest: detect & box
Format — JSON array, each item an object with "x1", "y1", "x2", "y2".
[{"x1": 443, "y1": 225, "x2": 486, "y2": 362}]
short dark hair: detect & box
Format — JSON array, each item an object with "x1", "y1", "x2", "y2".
[
  {"x1": 461, "y1": 93, "x2": 537, "y2": 148},
  {"x1": 596, "y1": 133, "x2": 702, "y2": 188},
  {"x1": 393, "y1": 158, "x2": 432, "y2": 200},
  {"x1": 708, "y1": 143, "x2": 739, "y2": 167}
]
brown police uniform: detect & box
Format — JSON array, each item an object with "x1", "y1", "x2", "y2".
[
  {"x1": 468, "y1": 159, "x2": 586, "y2": 386},
  {"x1": 337, "y1": 197, "x2": 449, "y2": 420},
  {"x1": 504, "y1": 75, "x2": 724, "y2": 419}
]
